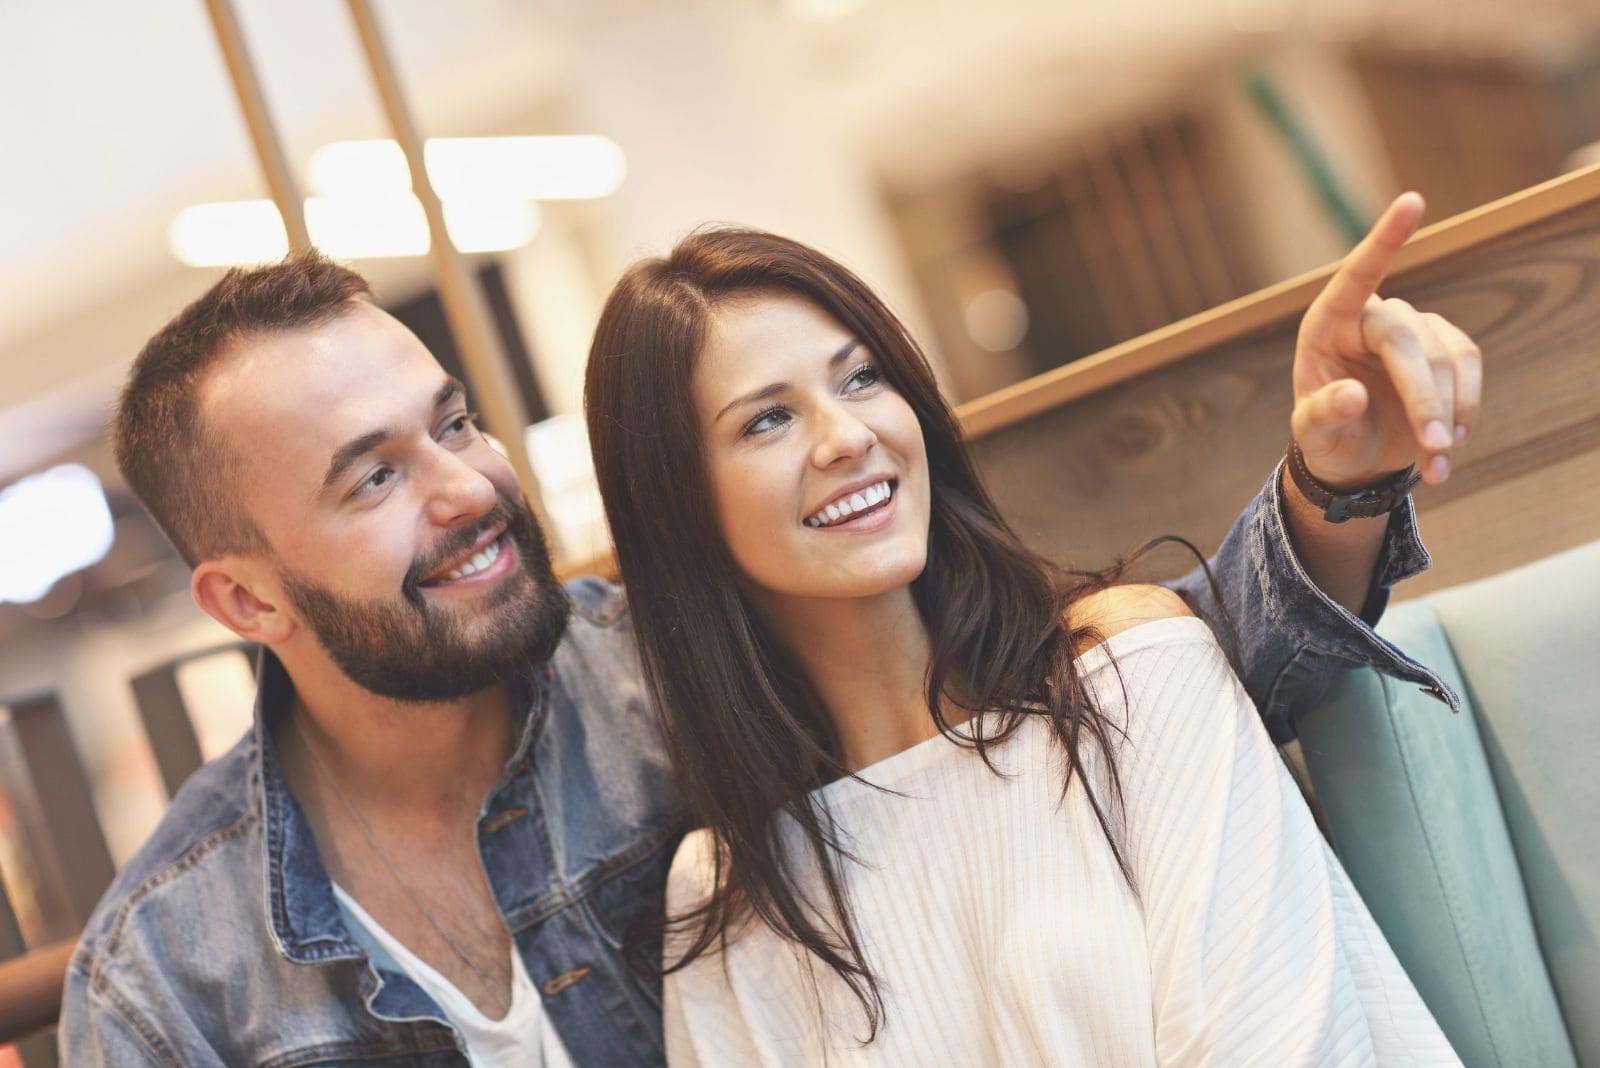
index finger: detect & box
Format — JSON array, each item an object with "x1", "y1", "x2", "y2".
[{"x1": 1309, "y1": 192, "x2": 1426, "y2": 326}]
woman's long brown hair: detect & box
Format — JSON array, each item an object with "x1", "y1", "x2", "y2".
[{"x1": 585, "y1": 228, "x2": 1133, "y2": 1040}]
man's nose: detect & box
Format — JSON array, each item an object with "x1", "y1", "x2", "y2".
[
  {"x1": 422, "y1": 446, "x2": 498, "y2": 527},
  {"x1": 811, "y1": 403, "x2": 877, "y2": 469}
]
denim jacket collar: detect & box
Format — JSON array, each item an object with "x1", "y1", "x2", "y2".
[{"x1": 252, "y1": 647, "x2": 550, "y2": 975}]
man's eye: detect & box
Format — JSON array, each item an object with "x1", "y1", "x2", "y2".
[
  {"x1": 844, "y1": 364, "x2": 881, "y2": 392},
  {"x1": 358, "y1": 465, "x2": 395, "y2": 495},
  {"x1": 442, "y1": 411, "x2": 480, "y2": 438},
  {"x1": 743, "y1": 405, "x2": 791, "y2": 436}
]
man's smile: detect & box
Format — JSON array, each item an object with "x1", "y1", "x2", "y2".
[{"x1": 416, "y1": 523, "x2": 516, "y2": 589}]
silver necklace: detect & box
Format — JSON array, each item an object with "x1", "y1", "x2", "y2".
[{"x1": 296, "y1": 715, "x2": 513, "y2": 1017}]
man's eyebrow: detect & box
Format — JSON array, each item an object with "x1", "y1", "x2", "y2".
[
  {"x1": 434, "y1": 377, "x2": 465, "y2": 409},
  {"x1": 318, "y1": 378, "x2": 466, "y2": 498},
  {"x1": 714, "y1": 340, "x2": 861, "y2": 424},
  {"x1": 321, "y1": 428, "x2": 394, "y2": 496}
]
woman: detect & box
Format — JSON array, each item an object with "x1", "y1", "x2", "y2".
[{"x1": 584, "y1": 228, "x2": 1458, "y2": 1064}]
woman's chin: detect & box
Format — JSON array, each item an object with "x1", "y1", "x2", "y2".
[{"x1": 759, "y1": 556, "x2": 929, "y2": 604}]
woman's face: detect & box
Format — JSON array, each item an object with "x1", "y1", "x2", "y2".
[{"x1": 692, "y1": 292, "x2": 932, "y2": 611}]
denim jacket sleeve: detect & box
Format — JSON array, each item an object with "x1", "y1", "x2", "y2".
[
  {"x1": 59, "y1": 960, "x2": 185, "y2": 1068},
  {"x1": 1164, "y1": 460, "x2": 1458, "y2": 743}
]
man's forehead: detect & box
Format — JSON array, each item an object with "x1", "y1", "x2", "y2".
[
  {"x1": 200, "y1": 306, "x2": 449, "y2": 477},
  {"x1": 209, "y1": 306, "x2": 437, "y2": 406}
]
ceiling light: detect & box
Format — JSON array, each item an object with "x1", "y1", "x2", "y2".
[
  {"x1": 169, "y1": 200, "x2": 289, "y2": 267},
  {"x1": 0, "y1": 464, "x2": 115, "y2": 605},
  {"x1": 782, "y1": 0, "x2": 865, "y2": 20},
  {"x1": 309, "y1": 135, "x2": 627, "y2": 202},
  {"x1": 169, "y1": 196, "x2": 540, "y2": 266}
]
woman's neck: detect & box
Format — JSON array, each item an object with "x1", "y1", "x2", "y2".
[{"x1": 759, "y1": 586, "x2": 955, "y2": 773}]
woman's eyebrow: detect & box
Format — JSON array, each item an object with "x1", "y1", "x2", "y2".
[
  {"x1": 828, "y1": 339, "x2": 861, "y2": 368},
  {"x1": 714, "y1": 340, "x2": 862, "y2": 424},
  {"x1": 716, "y1": 381, "x2": 787, "y2": 424}
]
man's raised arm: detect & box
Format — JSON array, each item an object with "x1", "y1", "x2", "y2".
[{"x1": 1169, "y1": 193, "x2": 1479, "y2": 739}]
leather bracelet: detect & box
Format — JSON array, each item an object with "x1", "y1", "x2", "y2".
[{"x1": 1286, "y1": 441, "x2": 1421, "y2": 524}]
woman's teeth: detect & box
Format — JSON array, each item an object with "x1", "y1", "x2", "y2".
[
  {"x1": 804, "y1": 481, "x2": 893, "y2": 528},
  {"x1": 440, "y1": 536, "x2": 502, "y2": 581}
]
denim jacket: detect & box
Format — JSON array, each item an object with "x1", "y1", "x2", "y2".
[{"x1": 59, "y1": 466, "x2": 1454, "y2": 1066}]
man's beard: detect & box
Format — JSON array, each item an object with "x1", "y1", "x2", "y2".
[{"x1": 279, "y1": 497, "x2": 571, "y2": 702}]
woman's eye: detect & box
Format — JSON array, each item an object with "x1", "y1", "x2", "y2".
[
  {"x1": 743, "y1": 406, "x2": 791, "y2": 436},
  {"x1": 844, "y1": 364, "x2": 881, "y2": 392}
]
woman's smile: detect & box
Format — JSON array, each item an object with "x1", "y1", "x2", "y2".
[{"x1": 804, "y1": 478, "x2": 896, "y2": 529}]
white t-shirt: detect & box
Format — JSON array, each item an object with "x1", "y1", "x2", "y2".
[
  {"x1": 664, "y1": 618, "x2": 1462, "y2": 1066},
  {"x1": 332, "y1": 884, "x2": 575, "y2": 1068}
]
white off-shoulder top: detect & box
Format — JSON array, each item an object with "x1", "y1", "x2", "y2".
[{"x1": 664, "y1": 618, "x2": 1460, "y2": 1066}]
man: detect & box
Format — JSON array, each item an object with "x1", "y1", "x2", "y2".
[{"x1": 61, "y1": 193, "x2": 1475, "y2": 1065}]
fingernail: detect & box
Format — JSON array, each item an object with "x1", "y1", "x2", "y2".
[
  {"x1": 1423, "y1": 420, "x2": 1451, "y2": 450},
  {"x1": 1429, "y1": 454, "x2": 1450, "y2": 482},
  {"x1": 1454, "y1": 423, "x2": 1470, "y2": 447}
]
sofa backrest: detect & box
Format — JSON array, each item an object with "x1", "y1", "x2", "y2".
[
  {"x1": 1429, "y1": 539, "x2": 1600, "y2": 1061},
  {"x1": 1297, "y1": 537, "x2": 1600, "y2": 1067}
]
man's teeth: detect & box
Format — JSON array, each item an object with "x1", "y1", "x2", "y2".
[
  {"x1": 440, "y1": 537, "x2": 502, "y2": 581},
  {"x1": 805, "y1": 481, "x2": 893, "y2": 528}
]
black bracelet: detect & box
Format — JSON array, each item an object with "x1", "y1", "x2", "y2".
[{"x1": 1286, "y1": 441, "x2": 1421, "y2": 524}]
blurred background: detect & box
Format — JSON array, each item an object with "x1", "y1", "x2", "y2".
[{"x1": 3, "y1": 0, "x2": 1600, "y2": 1058}]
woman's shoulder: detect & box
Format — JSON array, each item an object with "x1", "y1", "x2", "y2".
[
  {"x1": 1068, "y1": 583, "x2": 1228, "y2": 685},
  {"x1": 1068, "y1": 586, "x2": 1251, "y2": 767},
  {"x1": 1070, "y1": 583, "x2": 1193, "y2": 641},
  {"x1": 668, "y1": 828, "x2": 717, "y2": 899}
]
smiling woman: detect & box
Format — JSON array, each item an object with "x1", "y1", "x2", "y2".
[
  {"x1": 692, "y1": 291, "x2": 931, "y2": 608},
  {"x1": 582, "y1": 227, "x2": 1459, "y2": 1066}
]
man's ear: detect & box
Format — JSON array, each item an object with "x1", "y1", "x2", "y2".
[{"x1": 192, "y1": 558, "x2": 294, "y2": 645}]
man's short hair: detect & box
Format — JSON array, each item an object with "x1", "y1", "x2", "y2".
[{"x1": 112, "y1": 249, "x2": 372, "y2": 567}]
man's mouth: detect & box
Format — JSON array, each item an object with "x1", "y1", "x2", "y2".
[
  {"x1": 417, "y1": 525, "x2": 508, "y2": 587},
  {"x1": 804, "y1": 479, "x2": 895, "y2": 529}
]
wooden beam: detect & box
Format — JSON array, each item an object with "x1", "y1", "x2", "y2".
[
  {"x1": 340, "y1": 0, "x2": 557, "y2": 550},
  {"x1": 0, "y1": 941, "x2": 75, "y2": 1045},
  {"x1": 200, "y1": 0, "x2": 311, "y2": 251}
]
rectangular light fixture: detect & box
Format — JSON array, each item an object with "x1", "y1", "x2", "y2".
[
  {"x1": 309, "y1": 135, "x2": 627, "y2": 202},
  {"x1": 170, "y1": 135, "x2": 622, "y2": 267},
  {"x1": 169, "y1": 195, "x2": 540, "y2": 266}
]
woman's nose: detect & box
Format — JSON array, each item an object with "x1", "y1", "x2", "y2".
[{"x1": 812, "y1": 405, "x2": 877, "y2": 469}]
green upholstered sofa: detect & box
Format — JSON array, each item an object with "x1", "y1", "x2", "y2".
[{"x1": 1297, "y1": 539, "x2": 1600, "y2": 1068}]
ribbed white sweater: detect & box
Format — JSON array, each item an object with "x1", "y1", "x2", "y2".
[{"x1": 664, "y1": 618, "x2": 1460, "y2": 1066}]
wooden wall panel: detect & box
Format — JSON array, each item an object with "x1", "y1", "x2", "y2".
[{"x1": 965, "y1": 166, "x2": 1600, "y2": 597}]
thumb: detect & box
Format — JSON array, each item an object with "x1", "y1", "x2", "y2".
[{"x1": 1292, "y1": 379, "x2": 1367, "y2": 455}]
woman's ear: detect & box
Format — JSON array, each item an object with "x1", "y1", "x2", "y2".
[{"x1": 191, "y1": 559, "x2": 294, "y2": 645}]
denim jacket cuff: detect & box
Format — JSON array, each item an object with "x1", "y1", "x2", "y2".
[
  {"x1": 1256, "y1": 458, "x2": 1459, "y2": 726},
  {"x1": 1355, "y1": 493, "x2": 1431, "y2": 624}
]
